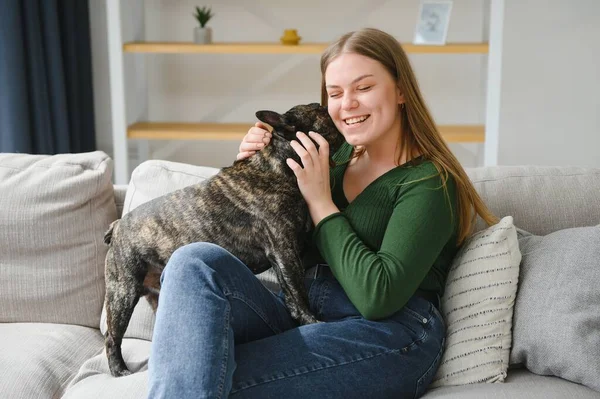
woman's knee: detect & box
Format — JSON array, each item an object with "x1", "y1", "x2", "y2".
[{"x1": 161, "y1": 242, "x2": 231, "y2": 283}]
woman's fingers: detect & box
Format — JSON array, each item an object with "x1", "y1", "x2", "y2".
[
  {"x1": 236, "y1": 151, "x2": 256, "y2": 161},
  {"x1": 287, "y1": 131, "x2": 333, "y2": 210},
  {"x1": 289, "y1": 138, "x2": 313, "y2": 170},
  {"x1": 285, "y1": 158, "x2": 302, "y2": 174},
  {"x1": 308, "y1": 131, "x2": 330, "y2": 169},
  {"x1": 238, "y1": 123, "x2": 272, "y2": 153},
  {"x1": 254, "y1": 121, "x2": 270, "y2": 131},
  {"x1": 289, "y1": 131, "x2": 332, "y2": 171},
  {"x1": 296, "y1": 131, "x2": 319, "y2": 155},
  {"x1": 296, "y1": 131, "x2": 321, "y2": 166}
]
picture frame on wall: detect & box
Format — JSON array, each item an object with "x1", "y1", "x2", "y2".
[{"x1": 413, "y1": 0, "x2": 453, "y2": 45}]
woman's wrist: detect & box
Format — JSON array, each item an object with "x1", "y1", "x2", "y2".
[{"x1": 308, "y1": 200, "x2": 340, "y2": 226}]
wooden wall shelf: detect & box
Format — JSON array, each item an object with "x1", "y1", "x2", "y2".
[
  {"x1": 127, "y1": 122, "x2": 485, "y2": 143},
  {"x1": 123, "y1": 42, "x2": 489, "y2": 55},
  {"x1": 106, "y1": 1, "x2": 503, "y2": 184}
]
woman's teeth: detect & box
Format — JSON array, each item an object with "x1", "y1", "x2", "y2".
[{"x1": 345, "y1": 115, "x2": 369, "y2": 125}]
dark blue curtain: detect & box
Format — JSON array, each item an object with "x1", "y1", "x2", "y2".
[{"x1": 0, "y1": 0, "x2": 96, "y2": 154}]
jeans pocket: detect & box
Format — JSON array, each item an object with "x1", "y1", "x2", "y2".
[
  {"x1": 402, "y1": 305, "x2": 431, "y2": 325},
  {"x1": 391, "y1": 308, "x2": 427, "y2": 343}
]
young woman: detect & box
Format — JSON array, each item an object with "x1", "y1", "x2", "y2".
[{"x1": 148, "y1": 27, "x2": 498, "y2": 398}]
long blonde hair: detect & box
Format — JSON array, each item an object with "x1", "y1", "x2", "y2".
[{"x1": 320, "y1": 28, "x2": 498, "y2": 245}]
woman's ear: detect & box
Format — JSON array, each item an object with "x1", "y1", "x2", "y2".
[{"x1": 396, "y1": 86, "x2": 405, "y2": 105}]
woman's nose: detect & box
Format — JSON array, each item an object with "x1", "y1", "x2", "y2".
[{"x1": 341, "y1": 94, "x2": 358, "y2": 110}]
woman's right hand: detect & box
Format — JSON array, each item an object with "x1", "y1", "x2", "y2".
[{"x1": 237, "y1": 122, "x2": 272, "y2": 161}]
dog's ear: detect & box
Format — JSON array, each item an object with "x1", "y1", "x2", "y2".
[
  {"x1": 255, "y1": 110, "x2": 296, "y2": 139},
  {"x1": 255, "y1": 110, "x2": 283, "y2": 127}
]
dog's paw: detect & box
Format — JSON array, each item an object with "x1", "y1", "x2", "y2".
[
  {"x1": 300, "y1": 313, "x2": 320, "y2": 325},
  {"x1": 289, "y1": 305, "x2": 320, "y2": 325},
  {"x1": 108, "y1": 359, "x2": 133, "y2": 378},
  {"x1": 111, "y1": 368, "x2": 133, "y2": 378}
]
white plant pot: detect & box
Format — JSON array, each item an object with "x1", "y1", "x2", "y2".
[{"x1": 194, "y1": 27, "x2": 212, "y2": 44}]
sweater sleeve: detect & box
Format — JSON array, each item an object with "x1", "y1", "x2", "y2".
[{"x1": 313, "y1": 171, "x2": 457, "y2": 320}]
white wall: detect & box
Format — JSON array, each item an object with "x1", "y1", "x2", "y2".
[
  {"x1": 89, "y1": 0, "x2": 600, "y2": 178},
  {"x1": 89, "y1": 0, "x2": 112, "y2": 155},
  {"x1": 497, "y1": 0, "x2": 600, "y2": 167}
]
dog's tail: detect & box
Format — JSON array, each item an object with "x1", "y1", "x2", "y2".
[{"x1": 103, "y1": 220, "x2": 119, "y2": 245}]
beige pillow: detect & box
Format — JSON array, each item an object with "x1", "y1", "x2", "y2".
[
  {"x1": 0, "y1": 151, "x2": 117, "y2": 328},
  {"x1": 430, "y1": 216, "x2": 521, "y2": 387}
]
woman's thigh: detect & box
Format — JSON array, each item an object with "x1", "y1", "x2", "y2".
[
  {"x1": 157, "y1": 242, "x2": 299, "y2": 344},
  {"x1": 231, "y1": 276, "x2": 446, "y2": 399}
]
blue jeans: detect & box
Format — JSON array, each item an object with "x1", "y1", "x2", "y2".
[{"x1": 147, "y1": 242, "x2": 446, "y2": 399}]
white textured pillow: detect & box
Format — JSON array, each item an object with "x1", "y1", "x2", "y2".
[
  {"x1": 430, "y1": 216, "x2": 521, "y2": 387},
  {"x1": 0, "y1": 152, "x2": 117, "y2": 328}
]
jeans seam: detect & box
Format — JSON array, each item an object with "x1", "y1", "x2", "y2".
[
  {"x1": 430, "y1": 304, "x2": 446, "y2": 330},
  {"x1": 217, "y1": 305, "x2": 231, "y2": 399},
  {"x1": 316, "y1": 281, "x2": 331, "y2": 318},
  {"x1": 230, "y1": 348, "x2": 401, "y2": 395},
  {"x1": 414, "y1": 336, "x2": 446, "y2": 399},
  {"x1": 228, "y1": 293, "x2": 284, "y2": 335}
]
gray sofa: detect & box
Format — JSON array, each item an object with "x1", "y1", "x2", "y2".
[{"x1": 1, "y1": 151, "x2": 599, "y2": 398}]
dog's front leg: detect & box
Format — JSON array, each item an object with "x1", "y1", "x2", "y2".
[{"x1": 267, "y1": 247, "x2": 319, "y2": 325}]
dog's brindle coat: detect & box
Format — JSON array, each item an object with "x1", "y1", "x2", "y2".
[{"x1": 103, "y1": 103, "x2": 345, "y2": 377}]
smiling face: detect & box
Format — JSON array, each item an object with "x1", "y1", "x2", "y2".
[{"x1": 324, "y1": 52, "x2": 404, "y2": 148}]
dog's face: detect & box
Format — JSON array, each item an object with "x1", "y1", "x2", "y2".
[{"x1": 255, "y1": 103, "x2": 345, "y2": 154}]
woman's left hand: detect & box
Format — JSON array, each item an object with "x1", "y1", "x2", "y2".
[{"x1": 287, "y1": 131, "x2": 339, "y2": 224}]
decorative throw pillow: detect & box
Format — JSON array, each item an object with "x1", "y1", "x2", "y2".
[
  {"x1": 429, "y1": 216, "x2": 521, "y2": 388},
  {"x1": 0, "y1": 151, "x2": 117, "y2": 328},
  {"x1": 509, "y1": 224, "x2": 600, "y2": 392}
]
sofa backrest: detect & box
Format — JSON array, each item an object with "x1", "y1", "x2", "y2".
[
  {"x1": 467, "y1": 165, "x2": 600, "y2": 235},
  {"x1": 113, "y1": 164, "x2": 600, "y2": 236}
]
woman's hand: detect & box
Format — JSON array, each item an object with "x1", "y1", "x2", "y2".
[
  {"x1": 287, "y1": 131, "x2": 339, "y2": 225},
  {"x1": 237, "y1": 122, "x2": 272, "y2": 161}
]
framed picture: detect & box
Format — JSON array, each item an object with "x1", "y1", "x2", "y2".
[{"x1": 413, "y1": 1, "x2": 453, "y2": 45}]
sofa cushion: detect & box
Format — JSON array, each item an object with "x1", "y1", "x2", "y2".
[
  {"x1": 63, "y1": 339, "x2": 150, "y2": 399},
  {"x1": 509, "y1": 225, "x2": 600, "y2": 392},
  {"x1": 430, "y1": 216, "x2": 521, "y2": 388},
  {"x1": 423, "y1": 368, "x2": 600, "y2": 399},
  {"x1": 0, "y1": 151, "x2": 117, "y2": 327},
  {"x1": 61, "y1": 354, "x2": 600, "y2": 399},
  {"x1": 0, "y1": 323, "x2": 104, "y2": 399}
]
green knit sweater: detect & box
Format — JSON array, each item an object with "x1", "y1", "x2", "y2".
[{"x1": 302, "y1": 142, "x2": 460, "y2": 320}]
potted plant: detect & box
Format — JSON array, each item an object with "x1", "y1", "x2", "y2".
[{"x1": 193, "y1": 6, "x2": 213, "y2": 44}]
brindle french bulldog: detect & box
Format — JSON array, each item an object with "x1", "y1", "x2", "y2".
[{"x1": 103, "y1": 103, "x2": 345, "y2": 377}]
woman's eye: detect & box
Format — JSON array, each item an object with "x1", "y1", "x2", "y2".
[
  {"x1": 328, "y1": 93, "x2": 341, "y2": 98},
  {"x1": 358, "y1": 86, "x2": 372, "y2": 91}
]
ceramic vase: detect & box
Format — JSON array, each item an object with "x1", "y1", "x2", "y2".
[{"x1": 194, "y1": 27, "x2": 212, "y2": 44}]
